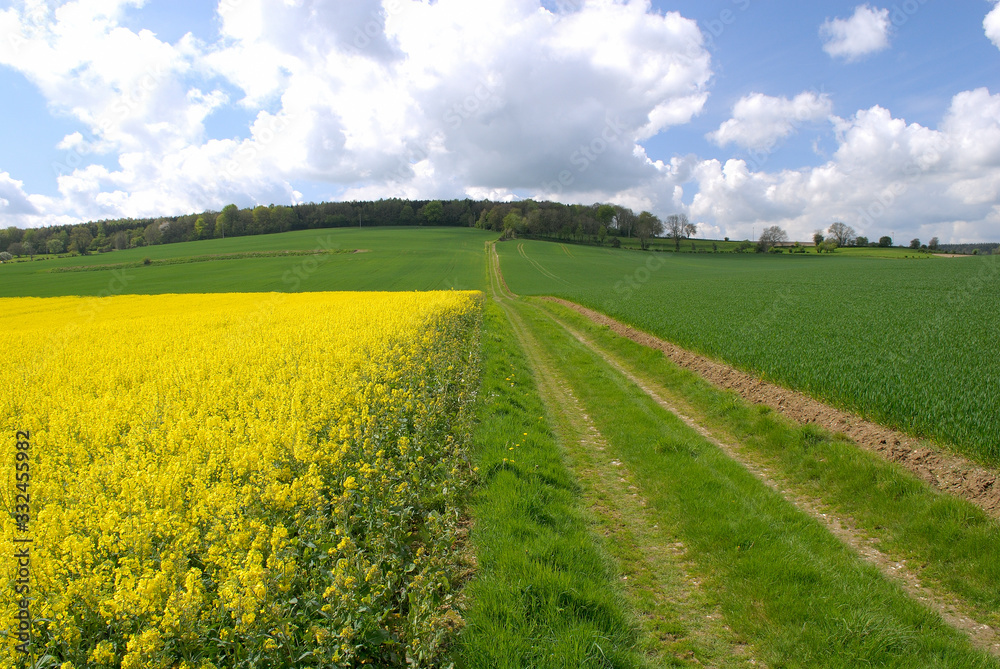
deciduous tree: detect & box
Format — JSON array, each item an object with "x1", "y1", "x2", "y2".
[
  {"x1": 827, "y1": 222, "x2": 856, "y2": 247},
  {"x1": 614, "y1": 206, "x2": 637, "y2": 238},
  {"x1": 419, "y1": 200, "x2": 444, "y2": 226},
  {"x1": 70, "y1": 228, "x2": 93, "y2": 254},
  {"x1": 637, "y1": 211, "x2": 664, "y2": 250},
  {"x1": 665, "y1": 213, "x2": 694, "y2": 251},
  {"x1": 758, "y1": 225, "x2": 788, "y2": 252}
]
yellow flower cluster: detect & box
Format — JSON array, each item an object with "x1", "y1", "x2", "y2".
[{"x1": 0, "y1": 291, "x2": 481, "y2": 668}]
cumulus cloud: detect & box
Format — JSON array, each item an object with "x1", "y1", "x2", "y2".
[
  {"x1": 207, "y1": 0, "x2": 712, "y2": 196},
  {"x1": 0, "y1": 172, "x2": 40, "y2": 216},
  {"x1": 708, "y1": 92, "x2": 833, "y2": 151},
  {"x1": 986, "y1": 3, "x2": 1000, "y2": 49},
  {"x1": 0, "y1": 0, "x2": 713, "y2": 225},
  {"x1": 690, "y1": 88, "x2": 1000, "y2": 243},
  {"x1": 820, "y1": 5, "x2": 891, "y2": 61}
]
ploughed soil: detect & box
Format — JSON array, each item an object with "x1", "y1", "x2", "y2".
[{"x1": 545, "y1": 297, "x2": 1000, "y2": 520}]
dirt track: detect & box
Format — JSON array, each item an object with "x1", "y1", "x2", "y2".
[{"x1": 544, "y1": 297, "x2": 1000, "y2": 520}]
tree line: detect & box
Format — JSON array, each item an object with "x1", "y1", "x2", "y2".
[
  {"x1": 3, "y1": 198, "x2": 995, "y2": 259},
  {"x1": 0, "y1": 199, "x2": 689, "y2": 257}
]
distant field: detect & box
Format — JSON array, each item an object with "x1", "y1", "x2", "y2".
[
  {"x1": 497, "y1": 240, "x2": 1000, "y2": 464},
  {"x1": 0, "y1": 227, "x2": 494, "y2": 296}
]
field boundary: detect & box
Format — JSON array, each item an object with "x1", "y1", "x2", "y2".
[
  {"x1": 47, "y1": 248, "x2": 358, "y2": 272},
  {"x1": 542, "y1": 297, "x2": 1000, "y2": 520}
]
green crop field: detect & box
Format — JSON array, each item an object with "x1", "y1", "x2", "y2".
[
  {"x1": 4, "y1": 226, "x2": 1000, "y2": 665},
  {"x1": 496, "y1": 240, "x2": 1000, "y2": 464},
  {"x1": 0, "y1": 227, "x2": 493, "y2": 297}
]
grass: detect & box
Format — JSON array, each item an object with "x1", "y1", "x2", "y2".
[
  {"x1": 456, "y1": 301, "x2": 649, "y2": 668},
  {"x1": 0, "y1": 227, "x2": 495, "y2": 296},
  {"x1": 509, "y1": 298, "x2": 997, "y2": 668},
  {"x1": 497, "y1": 239, "x2": 1000, "y2": 464},
  {"x1": 536, "y1": 298, "x2": 1000, "y2": 630}
]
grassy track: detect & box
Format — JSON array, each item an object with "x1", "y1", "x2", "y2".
[
  {"x1": 504, "y1": 296, "x2": 997, "y2": 667},
  {"x1": 457, "y1": 301, "x2": 650, "y2": 668},
  {"x1": 496, "y1": 239, "x2": 1000, "y2": 464},
  {"x1": 0, "y1": 227, "x2": 494, "y2": 296}
]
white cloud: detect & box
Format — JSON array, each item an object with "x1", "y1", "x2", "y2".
[
  {"x1": 708, "y1": 92, "x2": 833, "y2": 151},
  {"x1": 690, "y1": 89, "x2": 1000, "y2": 244},
  {"x1": 0, "y1": 172, "x2": 40, "y2": 216},
  {"x1": 0, "y1": 0, "x2": 714, "y2": 226},
  {"x1": 820, "y1": 5, "x2": 891, "y2": 61},
  {"x1": 985, "y1": 3, "x2": 1000, "y2": 50}
]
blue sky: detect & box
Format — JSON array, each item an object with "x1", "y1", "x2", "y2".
[{"x1": 1, "y1": 0, "x2": 999, "y2": 243}]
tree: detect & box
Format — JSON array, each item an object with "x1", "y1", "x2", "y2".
[
  {"x1": 251, "y1": 205, "x2": 271, "y2": 235},
  {"x1": 0, "y1": 251, "x2": 11, "y2": 262},
  {"x1": 909, "y1": 238, "x2": 921, "y2": 249},
  {"x1": 419, "y1": 200, "x2": 444, "y2": 226},
  {"x1": 47, "y1": 238, "x2": 65, "y2": 255},
  {"x1": 819, "y1": 239, "x2": 839, "y2": 253},
  {"x1": 928, "y1": 236, "x2": 940, "y2": 251},
  {"x1": 502, "y1": 211, "x2": 524, "y2": 237},
  {"x1": 273, "y1": 206, "x2": 296, "y2": 232},
  {"x1": 813, "y1": 231, "x2": 825, "y2": 247},
  {"x1": 614, "y1": 206, "x2": 637, "y2": 238},
  {"x1": 398, "y1": 205, "x2": 416, "y2": 226},
  {"x1": 216, "y1": 204, "x2": 238, "y2": 239},
  {"x1": 596, "y1": 204, "x2": 616, "y2": 229},
  {"x1": 113, "y1": 230, "x2": 128, "y2": 250},
  {"x1": 855, "y1": 236, "x2": 869, "y2": 247},
  {"x1": 879, "y1": 235, "x2": 892, "y2": 248},
  {"x1": 143, "y1": 223, "x2": 162, "y2": 246},
  {"x1": 485, "y1": 206, "x2": 504, "y2": 232},
  {"x1": 636, "y1": 211, "x2": 664, "y2": 250},
  {"x1": 665, "y1": 213, "x2": 694, "y2": 251},
  {"x1": 827, "y1": 222, "x2": 856, "y2": 247},
  {"x1": 193, "y1": 217, "x2": 207, "y2": 240},
  {"x1": 757, "y1": 225, "x2": 788, "y2": 252},
  {"x1": 69, "y1": 228, "x2": 93, "y2": 254},
  {"x1": 7, "y1": 242, "x2": 24, "y2": 257}
]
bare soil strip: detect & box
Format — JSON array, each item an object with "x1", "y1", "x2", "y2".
[
  {"x1": 544, "y1": 297, "x2": 1000, "y2": 520},
  {"x1": 546, "y1": 313, "x2": 1000, "y2": 657}
]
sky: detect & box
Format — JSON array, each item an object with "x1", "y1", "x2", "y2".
[{"x1": 1, "y1": 0, "x2": 999, "y2": 243}]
